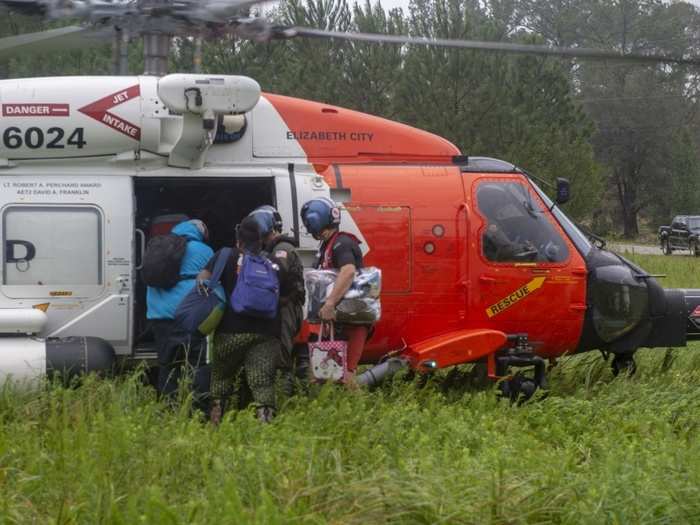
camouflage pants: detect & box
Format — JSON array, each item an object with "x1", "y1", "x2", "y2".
[
  {"x1": 279, "y1": 303, "x2": 304, "y2": 370},
  {"x1": 278, "y1": 303, "x2": 304, "y2": 394},
  {"x1": 210, "y1": 332, "x2": 279, "y2": 409}
]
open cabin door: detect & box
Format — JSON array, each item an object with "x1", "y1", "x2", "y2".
[{"x1": 0, "y1": 176, "x2": 134, "y2": 354}]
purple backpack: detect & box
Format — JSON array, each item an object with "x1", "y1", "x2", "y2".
[{"x1": 231, "y1": 253, "x2": 280, "y2": 319}]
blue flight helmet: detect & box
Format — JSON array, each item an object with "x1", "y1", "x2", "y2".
[
  {"x1": 300, "y1": 197, "x2": 341, "y2": 237},
  {"x1": 248, "y1": 205, "x2": 283, "y2": 236}
]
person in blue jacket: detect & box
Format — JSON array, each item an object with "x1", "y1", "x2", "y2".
[{"x1": 147, "y1": 219, "x2": 214, "y2": 399}]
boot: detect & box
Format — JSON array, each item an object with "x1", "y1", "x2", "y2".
[
  {"x1": 210, "y1": 399, "x2": 223, "y2": 426},
  {"x1": 255, "y1": 405, "x2": 275, "y2": 423}
]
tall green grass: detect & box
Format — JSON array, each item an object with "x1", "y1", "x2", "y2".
[
  {"x1": 624, "y1": 253, "x2": 700, "y2": 289},
  {"x1": 1, "y1": 254, "x2": 700, "y2": 524}
]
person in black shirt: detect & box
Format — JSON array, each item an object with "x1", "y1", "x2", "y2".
[
  {"x1": 301, "y1": 197, "x2": 369, "y2": 384},
  {"x1": 248, "y1": 205, "x2": 305, "y2": 395},
  {"x1": 197, "y1": 217, "x2": 280, "y2": 424}
]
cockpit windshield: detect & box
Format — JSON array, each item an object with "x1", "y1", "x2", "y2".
[
  {"x1": 527, "y1": 180, "x2": 593, "y2": 257},
  {"x1": 476, "y1": 181, "x2": 570, "y2": 263}
]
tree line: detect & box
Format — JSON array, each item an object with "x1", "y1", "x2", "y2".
[{"x1": 2, "y1": 0, "x2": 700, "y2": 237}]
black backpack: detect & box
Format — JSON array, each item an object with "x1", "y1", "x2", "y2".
[{"x1": 141, "y1": 234, "x2": 188, "y2": 289}]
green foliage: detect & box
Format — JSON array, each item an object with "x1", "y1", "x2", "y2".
[
  {"x1": 204, "y1": 0, "x2": 603, "y2": 219},
  {"x1": 0, "y1": 13, "x2": 113, "y2": 77},
  {"x1": 392, "y1": 0, "x2": 601, "y2": 218},
  {"x1": 661, "y1": 130, "x2": 700, "y2": 222},
  {"x1": 522, "y1": 0, "x2": 700, "y2": 236},
  {"x1": 624, "y1": 252, "x2": 700, "y2": 288},
  {"x1": 0, "y1": 255, "x2": 697, "y2": 523},
  {"x1": 2, "y1": 344, "x2": 700, "y2": 523}
]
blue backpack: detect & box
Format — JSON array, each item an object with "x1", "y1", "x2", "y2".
[
  {"x1": 231, "y1": 252, "x2": 280, "y2": 319},
  {"x1": 174, "y1": 248, "x2": 231, "y2": 336}
]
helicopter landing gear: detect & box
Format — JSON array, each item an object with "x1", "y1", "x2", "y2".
[
  {"x1": 611, "y1": 353, "x2": 637, "y2": 377},
  {"x1": 498, "y1": 372, "x2": 539, "y2": 402},
  {"x1": 494, "y1": 334, "x2": 548, "y2": 403}
]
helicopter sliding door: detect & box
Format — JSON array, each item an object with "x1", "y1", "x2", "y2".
[
  {"x1": 0, "y1": 175, "x2": 134, "y2": 354},
  {"x1": 465, "y1": 174, "x2": 587, "y2": 356}
]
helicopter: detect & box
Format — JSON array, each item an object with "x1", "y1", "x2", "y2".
[{"x1": 1, "y1": 0, "x2": 700, "y2": 398}]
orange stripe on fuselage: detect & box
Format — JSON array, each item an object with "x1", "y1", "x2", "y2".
[{"x1": 264, "y1": 93, "x2": 460, "y2": 164}]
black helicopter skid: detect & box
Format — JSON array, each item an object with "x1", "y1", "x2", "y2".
[{"x1": 495, "y1": 334, "x2": 548, "y2": 403}]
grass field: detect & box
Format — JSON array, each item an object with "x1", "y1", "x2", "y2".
[{"x1": 2, "y1": 253, "x2": 700, "y2": 524}]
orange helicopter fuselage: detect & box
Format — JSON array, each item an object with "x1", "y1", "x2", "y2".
[{"x1": 268, "y1": 94, "x2": 588, "y2": 366}]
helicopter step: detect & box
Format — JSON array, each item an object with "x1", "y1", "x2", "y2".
[{"x1": 356, "y1": 330, "x2": 549, "y2": 400}]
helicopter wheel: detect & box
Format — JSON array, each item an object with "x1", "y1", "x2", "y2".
[
  {"x1": 498, "y1": 372, "x2": 540, "y2": 404},
  {"x1": 611, "y1": 353, "x2": 637, "y2": 377},
  {"x1": 399, "y1": 368, "x2": 432, "y2": 388}
]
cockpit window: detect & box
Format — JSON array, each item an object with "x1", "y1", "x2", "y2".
[{"x1": 476, "y1": 181, "x2": 569, "y2": 263}]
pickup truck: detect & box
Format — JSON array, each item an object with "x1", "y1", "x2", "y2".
[{"x1": 658, "y1": 215, "x2": 700, "y2": 256}]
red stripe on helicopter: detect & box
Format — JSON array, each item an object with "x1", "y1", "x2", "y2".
[
  {"x1": 78, "y1": 85, "x2": 141, "y2": 140},
  {"x1": 1, "y1": 103, "x2": 69, "y2": 117}
]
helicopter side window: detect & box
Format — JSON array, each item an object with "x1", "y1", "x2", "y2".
[
  {"x1": 3, "y1": 206, "x2": 102, "y2": 286},
  {"x1": 476, "y1": 181, "x2": 569, "y2": 264}
]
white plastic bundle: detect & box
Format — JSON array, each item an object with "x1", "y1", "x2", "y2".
[{"x1": 306, "y1": 267, "x2": 382, "y2": 324}]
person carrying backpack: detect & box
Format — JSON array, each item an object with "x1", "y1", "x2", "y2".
[
  {"x1": 198, "y1": 216, "x2": 281, "y2": 424},
  {"x1": 300, "y1": 197, "x2": 370, "y2": 386},
  {"x1": 145, "y1": 219, "x2": 213, "y2": 399},
  {"x1": 247, "y1": 205, "x2": 305, "y2": 395}
]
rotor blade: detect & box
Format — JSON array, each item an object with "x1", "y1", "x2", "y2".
[
  {"x1": 0, "y1": 0, "x2": 47, "y2": 16},
  {"x1": 0, "y1": 25, "x2": 110, "y2": 61},
  {"x1": 287, "y1": 27, "x2": 700, "y2": 67},
  {"x1": 193, "y1": 0, "x2": 275, "y2": 21},
  {"x1": 0, "y1": 0, "x2": 132, "y2": 20}
]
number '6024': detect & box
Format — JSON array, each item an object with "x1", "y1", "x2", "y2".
[{"x1": 2, "y1": 127, "x2": 86, "y2": 149}]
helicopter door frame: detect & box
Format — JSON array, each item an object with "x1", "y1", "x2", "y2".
[{"x1": 273, "y1": 165, "x2": 300, "y2": 248}]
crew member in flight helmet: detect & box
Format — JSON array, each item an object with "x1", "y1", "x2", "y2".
[
  {"x1": 300, "y1": 197, "x2": 369, "y2": 385},
  {"x1": 478, "y1": 184, "x2": 538, "y2": 262},
  {"x1": 248, "y1": 205, "x2": 305, "y2": 394}
]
